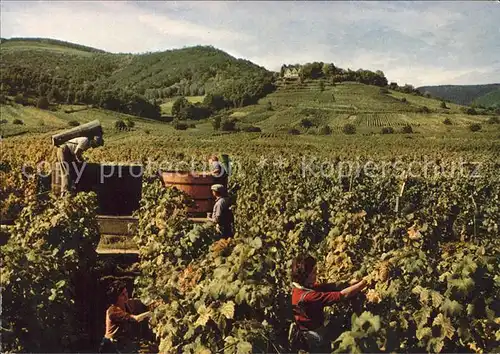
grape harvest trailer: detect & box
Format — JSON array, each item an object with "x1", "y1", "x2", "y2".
[
  {"x1": 50, "y1": 162, "x2": 226, "y2": 254},
  {"x1": 0, "y1": 163, "x2": 226, "y2": 252}
]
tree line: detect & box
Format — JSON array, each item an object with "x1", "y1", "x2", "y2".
[
  {"x1": 1, "y1": 64, "x2": 161, "y2": 119},
  {"x1": 280, "y1": 62, "x2": 388, "y2": 87},
  {"x1": 279, "y1": 62, "x2": 440, "y2": 97}
]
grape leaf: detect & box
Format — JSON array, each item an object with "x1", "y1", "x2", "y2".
[
  {"x1": 416, "y1": 326, "x2": 432, "y2": 340},
  {"x1": 433, "y1": 313, "x2": 455, "y2": 340},
  {"x1": 441, "y1": 299, "x2": 463, "y2": 316},
  {"x1": 219, "y1": 301, "x2": 235, "y2": 320},
  {"x1": 195, "y1": 304, "x2": 213, "y2": 327},
  {"x1": 236, "y1": 341, "x2": 253, "y2": 354}
]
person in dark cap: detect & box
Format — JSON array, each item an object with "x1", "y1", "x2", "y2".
[{"x1": 209, "y1": 184, "x2": 234, "y2": 238}]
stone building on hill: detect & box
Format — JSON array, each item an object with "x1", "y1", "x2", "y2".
[{"x1": 280, "y1": 64, "x2": 301, "y2": 78}]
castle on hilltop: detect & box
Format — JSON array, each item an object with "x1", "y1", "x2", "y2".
[{"x1": 281, "y1": 65, "x2": 301, "y2": 78}]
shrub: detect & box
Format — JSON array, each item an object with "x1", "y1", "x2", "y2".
[
  {"x1": 266, "y1": 101, "x2": 273, "y2": 111},
  {"x1": 381, "y1": 127, "x2": 394, "y2": 134},
  {"x1": 173, "y1": 121, "x2": 188, "y2": 130},
  {"x1": 342, "y1": 123, "x2": 356, "y2": 135},
  {"x1": 114, "y1": 119, "x2": 127, "y2": 131},
  {"x1": 443, "y1": 118, "x2": 452, "y2": 125},
  {"x1": 36, "y1": 96, "x2": 50, "y2": 110},
  {"x1": 125, "y1": 118, "x2": 135, "y2": 129},
  {"x1": 401, "y1": 97, "x2": 407, "y2": 103},
  {"x1": 466, "y1": 107, "x2": 478, "y2": 115},
  {"x1": 420, "y1": 106, "x2": 430, "y2": 113},
  {"x1": 469, "y1": 123, "x2": 481, "y2": 132},
  {"x1": 188, "y1": 123, "x2": 196, "y2": 129},
  {"x1": 319, "y1": 125, "x2": 332, "y2": 135},
  {"x1": 0, "y1": 119, "x2": 8, "y2": 124},
  {"x1": 379, "y1": 88, "x2": 389, "y2": 94},
  {"x1": 288, "y1": 128, "x2": 300, "y2": 135},
  {"x1": 487, "y1": 116, "x2": 499, "y2": 124},
  {"x1": 221, "y1": 118, "x2": 237, "y2": 132},
  {"x1": 243, "y1": 126, "x2": 262, "y2": 133},
  {"x1": 440, "y1": 101, "x2": 448, "y2": 109},
  {"x1": 68, "y1": 120, "x2": 80, "y2": 127},
  {"x1": 186, "y1": 104, "x2": 210, "y2": 120},
  {"x1": 300, "y1": 118, "x2": 314, "y2": 128},
  {"x1": 212, "y1": 116, "x2": 222, "y2": 131},
  {"x1": 14, "y1": 94, "x2": 26, "y2": 105},
  {"x1": 12, "y1": 119, "x2": 23, "y2": 125},
  {"x1": 171, "y1": 97, "x2": 190, "y2": 119},
  {"x1": 203, "y1": 94, "x2": 226, "y2": 112},
  {"x1": 144, "y1": 129, "x2": 151, "y2": 135},
  {"x1": 401, "y1": 125, "x2": 413, "y2": 134}
]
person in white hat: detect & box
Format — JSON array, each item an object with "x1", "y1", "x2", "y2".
[{"x1": 209, "y1": 184, "x2": 234, "y2": 238}]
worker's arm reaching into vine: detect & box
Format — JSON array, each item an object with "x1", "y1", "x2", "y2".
[
  {"x1": 131, "y1": 311, "x2": 152, "y2": 322},
  {"x1": 340, "y1": 279, "x2": 368, "y2": 299}
]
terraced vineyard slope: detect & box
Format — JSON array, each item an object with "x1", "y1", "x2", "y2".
[{"x1": 230, "y1": 79, "x2": 495, "y2": 134}]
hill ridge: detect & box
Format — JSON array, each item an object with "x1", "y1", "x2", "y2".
[
  {"x1": 474, "y1": 88, "x2": 500, "y2": 108},
  {"x1": 1, "y1": 37, "x2": 106, "y2": 53},
  {"x1": 418, "y1": 84, "x2": 500, "y2": 106}
]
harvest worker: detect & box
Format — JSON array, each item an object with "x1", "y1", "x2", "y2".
[
  {"x1": 290, "y1": 254, "x2": 368, "y2": 352},
  {"x1": 57, "y1": 134, "x2": 103, "y2": 195},
  {"x1": 208, "y1": 155, "x2": 225, "y2": 177},
  {"x1": 209, "y1": 184, "x2": 234, "y2": 238},
  {"x1": 99, "y1": 280, "x2": 152, "y2": 353},
  {"x1": 208, "y1": 155, "x2": 229, "y2": 185}
]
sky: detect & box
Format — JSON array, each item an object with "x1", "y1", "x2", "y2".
[{"x1": 1, "y1": 1, "x2": 499, "y2": 87}]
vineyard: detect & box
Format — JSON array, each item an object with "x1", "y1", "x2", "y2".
[
  {"x1": 1, "y1": 76, "x2": 498, "y2": 140},
  {"x1": 1, "y1": 127, "x2": 499, "y2": 353},
  {"x1": 230, "y1": 81, "x2": 493, "y2": 135}
]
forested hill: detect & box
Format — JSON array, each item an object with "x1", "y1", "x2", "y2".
[
  {"x1": 0, "y1": 38, "x2": 275, "y2": 118},
  {"x1": 473, "y1": 88, "x2": 500, "y2": 108},
  {"x1": 417, "y1": 84, "x2": 500, "y2": 106}
]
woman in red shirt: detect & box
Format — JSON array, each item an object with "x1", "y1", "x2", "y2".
[{"x1": 291, "y1": 254, "x2": 367, "y2": 352}]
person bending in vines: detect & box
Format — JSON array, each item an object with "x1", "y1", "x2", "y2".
[
  {"x1": 290, "y1": 254, "x2": 368, "y2": 352},
  {"x1": 99, "y1": 280, "x2": 152, "y2": 353}
]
